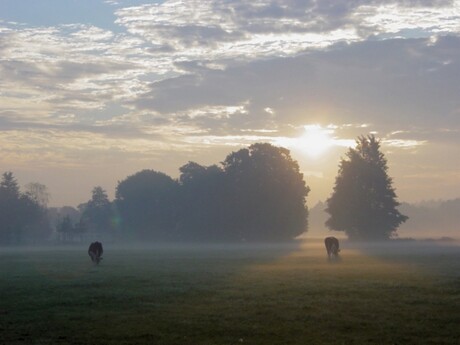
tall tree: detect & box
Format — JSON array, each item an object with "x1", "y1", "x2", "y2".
[
  {"x1": 177, "y1": 162, "x2": 227, "y2": 240},
  {"x1": 23, "y1": 182, "x2": 52, "y2": 243},
  {"x1": 116, "y1": 170, "x2": 179, "y2": 241},
  {"x1": 222, "y1": 143, "x2": 310, "y2": 241},
  {"x1": 80, "y1": 186, "x2": 114, "y2": 236},
  {"x1": 0, "y1": 172, "x2": 51, "y2": 244},
  {"x1": 325, "y1": 135, "x2": 408, "y2": 240},
  {"x1": 0, "y1": 172, "x2": 21, "y2": 244},
  {"x1": 0, "y1": 172, "x2": 20, "y2": 199}
]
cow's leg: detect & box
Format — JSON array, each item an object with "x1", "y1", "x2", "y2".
[
  {"x1": 89, "y1": 251, "x2": 97, "y2": 263},
  {"x1": 331, "y1": 243, "x2": 337, "y2": 259}
]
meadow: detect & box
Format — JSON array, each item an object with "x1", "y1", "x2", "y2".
[{"x1": 1, "y1": 240, "x2": 459, "y2": 344}]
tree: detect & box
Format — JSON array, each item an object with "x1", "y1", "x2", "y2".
[
  {"x1": 80, "y1": 186, "x2": 115, "y2": 237},
  {"x1": 48, "y1": 206, "x2": 81, "y2": 229},
  {"x1": 55, "y1": 214, "x2": 87, "y2": 243},
  {"x1": 325, "y1": 135, "x2": 408, "y2": 240},
  {"x1": 116, "y1": 170, "x2": 179, "y2": 241},
  {"x1": 177, "y1": 162, "x2": 227, "y2": 240},
  {"x1": 25, "y1": 182, "x2": 50, "y2": 208},
  {"x1": 222, "y1": 143, "x2": 310, "y2": 241},
  {"x1": 56, "y1": 215, "x2": 74, "y2": 242},
  {"x1": 106, "y1": 143, "x2": 310, "y2": 242},
  {"x1": 0, "y1": 172, "x2": 20, "y2": 199},
  {"x1": 0, "y1": 172, "x2": 51, "y2": 244},
  {"x1": 23, "y1": 182, "x2": 52, "y2": 243},
  {"x1": 0, "y1": 172, "x2": 21, "y2": 244}
]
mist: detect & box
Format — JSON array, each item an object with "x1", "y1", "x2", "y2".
[{"x1": 308, "y1": 199, "x2": 460, "y2": 241}]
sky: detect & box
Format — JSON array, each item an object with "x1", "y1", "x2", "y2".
[{"x1": 0, "y1": 0, "x2": 459, "y2": 207}]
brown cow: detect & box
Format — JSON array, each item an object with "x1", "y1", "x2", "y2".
[
  {"x1": 88, "y1": 241, "x2": 103, "y2": 264},
  {"x1": 324, "y1": 236, "x2": 340, "y2": 260}
]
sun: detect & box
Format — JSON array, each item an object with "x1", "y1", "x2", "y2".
[
  {"x1": 274, "y1": 124, "x2": 346, "y2": 158},
  {"x1": 297, "y1": 125, "x2": 334, "y2": 158}
]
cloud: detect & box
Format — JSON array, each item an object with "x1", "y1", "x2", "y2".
[
  {"x1": 113, "y1": 0, "x2": 460, "y2": 64},
  {"x1": 114, "y1": 0, "x2": 362, "y2": 62},
  {"x1": 0, "y1": 23, "x2": 151, "y2": 124},
  {"x1": 354, "y1": 1, "x2": 460, "y2": 37},
  {"x1": 132, "y1": 36, "x2": 460, "y2": 138},
  {"x1": 2, "y1": 0, "x2": 459, "y2": 129}
]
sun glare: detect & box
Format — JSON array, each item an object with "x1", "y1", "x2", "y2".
[
  {"x1": 297, "y1": 125, "x2": 334, "y2": 158},
  {"x1": 275, "y1": 124, "x2": 355, "y2": 159}
]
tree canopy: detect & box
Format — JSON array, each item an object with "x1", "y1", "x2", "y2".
[
  {"x1": 325, "y1": 135, "x2": 408, "y2": 240},
  {"x1": 0, "y1": 172, "x2": 51, "y2": 244},
  {"x1": 114, "y1": 144, "x2": 310, "y2": 242},
  {"x1": 80, "y1": 186, "x2": 115, "y2": 237},
  {"x1": 222, "y1": 143, "x2": 310, "y2": 241},
  {"x1": 116, "y1": 170, "x2": 179, "y2": 241},
  {"x1": 177, "y1": 162, "x2": 227, "y2": 240}
]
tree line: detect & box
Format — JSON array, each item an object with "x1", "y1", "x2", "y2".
[
  {"x1": 0, "y1": 136, "x2": 408, "y2": 245},
  {"x1": 0, "y1": 172, "x2": 51, "y2": 244}
]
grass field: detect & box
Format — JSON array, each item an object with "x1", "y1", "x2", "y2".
[{"x1": 1, "y1": 240, "x2": 460, "y2": 344}]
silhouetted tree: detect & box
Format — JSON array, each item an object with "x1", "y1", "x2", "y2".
[
  {"x1": 55, "y1": 215, "x2": 87, "y2": 243},
  {"x1": 80, "y1": 186, "x2": 115, "y2": 237},
  {"x1": 48, "y1": 206, "x2": 81, "y2": 228},
  {"x1": 23, "y1": 182, "x2": 52, "y2": 243},
  {"x1": 325, "y1": 135, "x2": 408, "y2": 240},
  {"x1": 110, "y1": 144, "x2": 308, "y2": 242},
  {"x1": 177, "y1": 162, "x2": 227, "y2": 240},
  {"x1": 56, "y1": 215, "x2": 74, "y2": 242},
  {"x1": 0, "y1": 172, "x2": 21, "y2": 244},
  {"x1": 0, "y1": 172, "x2": 50, "y2": 244},
  {"x1": 222, "y1": 143, "x2": 310, "y2": 241},
  {"x1": 0, "y1": 172, "x2": 20, "y2": 198},
  {"x1": 116, "y1": 170, "x2": 179, "y2": 241}
]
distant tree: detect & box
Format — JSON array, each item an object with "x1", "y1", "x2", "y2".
[
  {"x1": 0, "y1": 172, "x2": 20, "y2": 199},
  {"x1": 177, "y1": 162, "x2": 227, "y2": 240},
  {"x1": 48, "y1": 206, "x2": 81, "y2": 228},
  {"x1": 20, "y1": 196, "x2": 51, "y2": 244},
  {"x1": 0, "y1": 172, "x2": 51, "y2": 244},
  {"x1": 116, "y1": 170, "x2": 179, "y2": 241},
  {"x1": 58, "y1": 215, "x2": 74, "y2": 233},
  {"x1": 0, "y1": 172, "x2": 21, "y2": 244},
  {"x1": 25, "y1": 182, "x2": 50, "y2": 208},
  {"x1": 222, "y1": 143, "x2": 310, "y2": 241},
  {"x1": 23, "y1": 182, "x2": 52, "y2": 243},
  {"x1": 56, "y1": 215, "x2": 74, "y2": 242},
  {"x1": 80, "y1": 186, "x2": 115, "y2": 236},
  {"x1": 325, "y1": 135, "x2": 408, "y2": 240},
  {"x1": 56, "y1": 215, "x2": 87, "y2": 243}
]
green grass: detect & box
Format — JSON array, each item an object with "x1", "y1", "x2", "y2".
[{"x1": 1, "y1": 241, "x2": 460, "y2": 344}]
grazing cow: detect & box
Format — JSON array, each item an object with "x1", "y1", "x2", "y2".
[
  {"x1": 88, "y1": 241, "x2": 103, "y2": 264},
  {"x1": 324, "y1": 236, "x2": 340, "y2": 260}
]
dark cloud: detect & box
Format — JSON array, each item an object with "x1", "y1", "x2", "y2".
[{"x1": 132, "y1": 36, "x2": 460, "y2": 137}]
